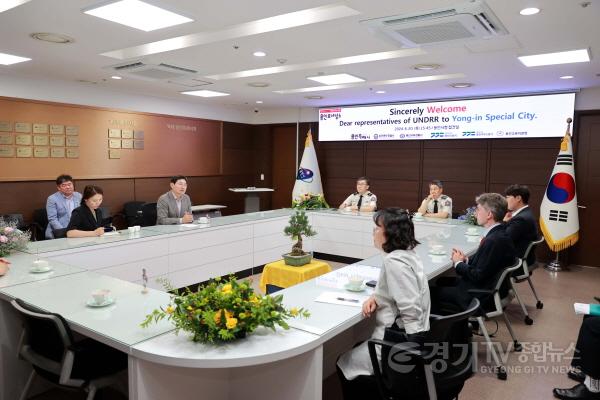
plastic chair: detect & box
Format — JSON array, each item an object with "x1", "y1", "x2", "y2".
[
  {"x1": 11, "y1": 298, "x2": 127, "y2": 400},
  {"x1": 511, "y1": 236, "x2": 545, "y2": 325},
  {"x1": 468, "y1": 258, "x2": 524, "y2": 380},
  {"x1": 368, "y1": 298, "x2": 480, "y2": 400}
]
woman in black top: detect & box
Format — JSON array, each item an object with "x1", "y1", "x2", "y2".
[{"x1": 66, "y1": 185, "x2": 105, "y2": 238}]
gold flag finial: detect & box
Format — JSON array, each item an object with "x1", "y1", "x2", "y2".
[
  {"x1": 304, "y1": 130, "x2": 313, "y2": 148},
  {"x1": 561, "y1": 118, "x2": 572, "y2": 151}
]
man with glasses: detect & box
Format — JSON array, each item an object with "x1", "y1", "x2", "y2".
[
  {"x1": 46, "y1": 174, "x2": 82, "y2": 239},
  {"x1": 339, "y1": 177, "x2": 377, "y2": 212}
]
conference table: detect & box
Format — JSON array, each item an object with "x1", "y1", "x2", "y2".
[{"x1": 0, "y1": 210, "x2": 481, "y2": 400}]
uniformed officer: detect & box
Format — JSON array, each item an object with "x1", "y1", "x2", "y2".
[
  {"x1": 417, "y1": 180, "x2": 452, "y2": 218},
  {"x1": 339, "y1": 177, "x2": 377, "y2": 212}
]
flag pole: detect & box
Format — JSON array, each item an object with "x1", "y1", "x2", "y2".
[{"x1": 544, "y1": 117, "x2": 573, "y2": 273}]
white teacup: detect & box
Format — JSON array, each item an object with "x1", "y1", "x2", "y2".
[
  {"x1": 133, "y1": 225, "x2": 141, "y2": 232},
  {"x1": 128, "y1": 226, "x2": 136, "y2": 234},
  {"x1": 91, "y1": 289, "x2": 110, "y2": 305},
  {"x1": 414, "y1": 212, "x2": 423, "y2": 218},
  {"x1": 31, "y1": 259, "x2": 49, "y2": 271},
  {"x1": 198, "y1": 217, "x2": 209, "y2": 224},
  {"x1": 347, "y1": 275, "x2": 363, "y2": 289},
  {"x1": 467, "y1": 227, "x2": 478, "y2": 234}
]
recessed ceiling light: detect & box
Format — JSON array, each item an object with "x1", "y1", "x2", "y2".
[
  {"x1": 307, "y1": 73, "x2": 365, "y2": 85},
  {"x1": 256, "y1": 100, "x2": 263, "y2": 104},
  {"x1": 559, "y1": 75, "x2": 574, "y2": 79},
  {"x1": 305, "y1": 95, "x2": 324, "y2": 99},
  {"x1": 0, "y1": 52, "x2": 31, "y2": 65},
  {"x1": 83, "y1": 0, "x2": 193, "y2": 32},
  {"x1": 253, "y1": 51, "x2": 266, "y2": 57},
  {"x1": 30, "y1": 32, "x2": 75, "y2": 44},
  {"x1": 111, "y1": 75, "x2": 122, "y2": 80},
  {"x1": 375, "y1": 90, "x2": 386, "y2": 94},
  {"x1": 0, "y1": 0, "x2": 33, "y2": 13},
  {"x1": 520, "y1": 7, "x2": 540, "y2": 16},
  {"x1": 412, "y1": 63, "x2": 441, "y2": 71},
  {"x1": 449, "y1": 82, "x2": 473, "y2": 88},
  {"x1": 181, "y1": 90, "x2": 230, "y2": 97},
  {"x1": 518, "y1": 49, "x2": 590, "y2": 67},
  {"x1": 247, "y1": 82, "x2": 270, "y2": 87}
]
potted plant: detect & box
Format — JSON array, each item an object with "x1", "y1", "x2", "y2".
[{"x1": 282, "y1": 211, "x2": 316, "y2": 266}]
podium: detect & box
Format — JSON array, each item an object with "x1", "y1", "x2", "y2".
[{"x1": 228, "y1": 187, "x2": 274, "y2": 213}]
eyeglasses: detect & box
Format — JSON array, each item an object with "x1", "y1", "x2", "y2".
[{"x1": 59, "y1": 182, "x2": 73, "y2": 188}]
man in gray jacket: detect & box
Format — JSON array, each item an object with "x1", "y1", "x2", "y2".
[{"x1": 157, "y1": 175, "x2": 193, "y2": 225}]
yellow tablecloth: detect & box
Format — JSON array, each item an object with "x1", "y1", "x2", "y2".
[{"x1": 259, "y1": 259, "x2": 332, "y2": 293}]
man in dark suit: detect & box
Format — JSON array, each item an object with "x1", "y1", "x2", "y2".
[
  {"x1": 433, "y1": 193, "x2": 517, "y2": 311},
  {"x1": 504, "y1": 184, "x2": 539, "y2": 266},
  {"x1": 553, "y1": 316, "x2": 600, "y2": 399}
]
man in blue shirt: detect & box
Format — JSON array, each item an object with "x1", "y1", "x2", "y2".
[{"x1": 45, "y1": 174, "x2": 82, "y2": 239}]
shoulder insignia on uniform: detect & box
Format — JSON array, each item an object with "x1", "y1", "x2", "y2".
[
  {"x1": 353, "y1": 191, "x2": 359, "y2": 195},
  {"x1": 367, "y1": 192, "x2": 373, "y2": 196}
]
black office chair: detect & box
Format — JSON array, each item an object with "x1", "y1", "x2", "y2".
[
  {"x1": 11, "y1": 298, "x2": 127, "y2": 400},
  {"x1": 368, "y1": 298, "x2": 480, "y2": 400},
  {"x1": 32, "y1": 208, "x2": 48, "y2": 241},
  {"x1": 511, "y1": 236, "x2": 545, "y2": 324},
  {"x1": 140, "y1": 202, "x2": 157, "y2": 227},
  {"x1": 122, "y1": 201, "x2": 145, "y2": 227},
  {"x1": 468, "y1": 258, "x2": 523, "y2": 380}
]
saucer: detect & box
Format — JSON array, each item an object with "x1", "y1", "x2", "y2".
[
  {"x1": 428, "y1": 250, "x2": 447, "y2": 256},
  {"x1": 29, "y1": 266, "x2": 52, "y2": 273},
  {"x1": 86, "y1": 297, "x2": 115, "y2": 308},
  {"x1": 344, "y1": 283, "x2": 366, "y2": 292}
]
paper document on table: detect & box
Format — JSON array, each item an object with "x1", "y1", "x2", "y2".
[
  {"x1": 181, "y1": 224, "x2": 198, "y2": 228},
  {"x1": 315, "y1": 291, "x2": 369, "y2": 307},
  {"x1": 102, "y1": 231, "x2": 120, "y2": 236},
  {"x1": 315, "y1": 264, "x2": 380, "y2": 289}
]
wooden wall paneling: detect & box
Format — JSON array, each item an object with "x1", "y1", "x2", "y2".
[
  {"x1": 186, "y1": 176, "x2": 224, "y2": 206},
  {"x1": 371, "y1": 179, "x2": 420, "y2": 210},
  {"x1": 322, "y1": 177, "x2": 359, "y2": 208},
  {"x1": 489, "y1": 148, "x2": 558, "y2": 185},
  {"x1": 365, "y1": 142, "x2": 421, "y2": 180},
  {"x1": 76, "y1": 178, "x2": 135, "y2": 218},
  {"x1": 0, "y1": 181, "x2": 57, "y2": 221},
  {"x1": 271, "y1": 126, "x2": 297, "y2": 209},
  {"x1": 320, "y1": 144, "x2": 364, "y2": 179},
  {"x1": 132, "y1": 177, "x2": 169, "y2": 203},
  {"x1": 422, "y1": 147, "x2": 487, "y2": 183},
  {"x1": 491, "y1": 138, "x2": 561, "y2": 149}
]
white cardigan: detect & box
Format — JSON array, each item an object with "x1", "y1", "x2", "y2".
[{"x1": 337, "y1": 249, "x2": 431, "y2": 380}]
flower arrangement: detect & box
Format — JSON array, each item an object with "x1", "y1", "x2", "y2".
[
  {"x1": 141, "y1": 276, "x2": 310, "y2": 343},
  {"x1": 0, "y1": 217, "x2": 30, "y2": 257},
  {"x1": 457, "y1": 206, "x2": 478, "y2": 225},
  {"x1": 292, "y1": 193, "x2": 329, "y2": 210}
]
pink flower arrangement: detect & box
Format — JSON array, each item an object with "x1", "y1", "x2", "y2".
[{"x1": 0, "y1": 218, "x2": 30, "y2": 257}]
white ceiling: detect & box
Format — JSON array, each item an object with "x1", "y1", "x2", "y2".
[{"x1": 1, "y1": 0, "x2": 599, "y2": 112}]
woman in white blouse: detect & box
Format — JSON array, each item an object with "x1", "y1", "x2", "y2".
[{"x1": 337, "y1": 208, "x2": 431, "y2": 399}]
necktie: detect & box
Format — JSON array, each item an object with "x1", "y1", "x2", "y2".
[
  {"x1": 433, "y1": 199, "x2": 438, "y2": 213},
  {"x1": 357, "y1": 195, "x2": 363, "y2": 210}
]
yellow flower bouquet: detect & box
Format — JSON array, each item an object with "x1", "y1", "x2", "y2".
[
  {"x1": 292, "y1": 193, "x2": 329, "y2": 210},
  {"x1": 141, "y1": 276, "x2": 310, "y2": 343}
]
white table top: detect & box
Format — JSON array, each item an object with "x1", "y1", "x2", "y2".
[
  {"x1": 228, "y1": 187, "x2": 274, "y2": 192},
  {"x1": 0, "y1": 271, "x2": 174, "y2": 353},
  {"x1": 0, "y1": 252, "x2": 85, "y2": 289}
]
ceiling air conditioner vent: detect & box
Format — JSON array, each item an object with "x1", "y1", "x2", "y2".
[
  {"x1": 361, "y1": 0, "x2": 508, "y2": 48},
  {"x1": 106, "y1": 61, "x2": 198, "y2": 81}
]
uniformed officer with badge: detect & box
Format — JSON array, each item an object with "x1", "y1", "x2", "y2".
[
  {"x1": 339, "y1": 177, "x2": 377, "y2": 212},
  {"x1": 417, "y1": 180, "x2": 452, "y2": 218}
]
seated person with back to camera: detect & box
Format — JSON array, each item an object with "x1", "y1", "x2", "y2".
[
  {"x1": 339, "y1": 176, "x2": 377, "y2": 212},
  {"x1": 417, "y1": 179, "x2": 452, "y2": 219},
  {"x1": 336, "y1": 208, "x2": 430, "y2": 400},
  {"x1": 66, "y1": 185, "x2": 110, "y2": 238},
  {"x1": 157, "y1": 175, "x2": 193, "y2": 225}
]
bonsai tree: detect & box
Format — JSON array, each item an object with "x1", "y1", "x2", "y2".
[{"x1": 283, "y1": 211, "x2": 316, "y2": 256}]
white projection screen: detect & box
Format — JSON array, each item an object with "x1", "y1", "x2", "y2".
[{"x1": 318, "y1": 93, "x2": 575, "y2": 142}]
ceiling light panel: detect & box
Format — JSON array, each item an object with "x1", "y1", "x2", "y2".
[
  {"x1": 0, "y1": 0, "x2": 32, "y2": 13},
  {"x1": 181, "y1": 90, "x2": 230, "y2": 97},
  {"x1": 307, "y1": 73, "x2": 365, "y2": 85},
  {"x1": 0, "y1": 52, "x2": 31, "y2": 65},
  {"x1": 206, "y1": 49, "x2": 425, "y2": 80},
  {"x1": 518, "y1": 49, "x2": 590, "y2": 67},
  {"x1": 83, "y1": 0, "x2": 193, "y2": 32},
  {"x1": 101, "y1": 4, "x2": 360, "y2": 59},
  {"x1": 274, "y1": 73, "x2": 465, "y2": 94}
]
